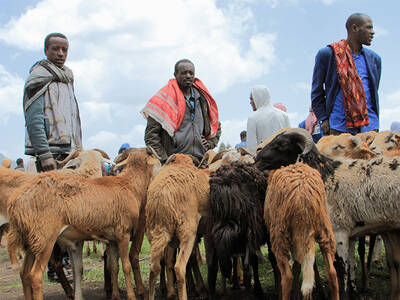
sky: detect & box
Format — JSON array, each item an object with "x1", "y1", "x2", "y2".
[{"x1": 0, "y1": 0, "x2": 399, "y2": 161}]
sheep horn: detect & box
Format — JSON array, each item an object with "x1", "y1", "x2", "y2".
[
  {"x1": 237, "y1": 147, "x2": 254, "y2": 157},
  {"x1": 282, "y1": 128, "x2": 315, "y2": 156},
  {"x1": 56, "y1": 149, "x2": 83, "y2": 167}
]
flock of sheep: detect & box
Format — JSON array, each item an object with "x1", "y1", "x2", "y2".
[{"x1": 0, "y1": 128, "x2": 400, "y2": 300}]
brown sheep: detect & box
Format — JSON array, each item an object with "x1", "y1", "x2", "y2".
[
  {"x1": 265, "y1": 162, "x2": 339, "y2": 300},
  {"x1": 6, "y1": 147, "x2": 161, "y2": 300},
  {"x1": 368, "y1": 130, "x2": 400, "y2": 155},
  {"x1": 146, "y1": 153, "x2": 211, "y2": 300},
  {"x1": 317, "y1": 133, "x2": 376, "y2": 159}
]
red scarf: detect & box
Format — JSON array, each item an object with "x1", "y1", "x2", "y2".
[
  {"x1": 330, "y1": 40, "x2": 369, "y2": 128},
  {"x1": 142, "y1": 78, "x2": 219, "y2": 138}
]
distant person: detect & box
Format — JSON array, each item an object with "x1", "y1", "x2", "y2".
[
  {"x1": 298, "y1": 107, "x2": 322, "y2": 143},
  {"x1": 118, "y1": 143, "x2": 130, "y2": 154},
  {"x1": 390, "y1": 121, "x2": 400, "y2": 133},
  {"x1": 247, "y1": 85, "x2": 290, "y2": 153},
  {"x1": 1, "y1": 158, "x2": 12, "y2": 168},
  {"x1": 14, "y1": 158, "x2": 25, "y2": 171},
  {"x1": 235, "y1": 130, "x2": 247, "y2": 148},
  {"x1": 311, "y1": 13, "x2": 381, "y2": 136},
  {"x1": 142, "y1": 58, "x2": 221, "y2": 164},
  {"x1": 273, "y1": 102, "x2": 287, "y2": 112}
]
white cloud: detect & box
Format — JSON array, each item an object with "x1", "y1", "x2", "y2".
[
  {"x1": 0, "y1": 0, "x2": 276, "y2": 97},
  {"x1": 0, "y1": 65, "x2": 24, "y2": 124},
  {"x1": 0, "y1": 0, "x2": 277, "y2": 156}
]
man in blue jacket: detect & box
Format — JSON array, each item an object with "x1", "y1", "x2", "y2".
[{"x1": 311, "y1": 13, "x2": 381, "y2": 135}]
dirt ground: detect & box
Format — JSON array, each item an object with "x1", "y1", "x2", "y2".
[{"x1": 0, "y1": 239, "x2": 263, "y2": 300}]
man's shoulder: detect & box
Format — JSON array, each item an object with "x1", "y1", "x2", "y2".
[
  {"x1": 316, "y1": 46, "x2": 334, "y2": 58},
  {"x1": 362, "y1": 47, "x2": 381, "y2": 61}
]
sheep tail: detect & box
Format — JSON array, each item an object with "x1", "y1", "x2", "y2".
[
  {"x1": 212, "y1": 220, "x2": 240, "y2": 278},
  {"x1": 301, "y1": 247, "x2": 315, "y2": 298}
]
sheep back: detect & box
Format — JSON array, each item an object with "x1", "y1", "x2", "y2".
[{"x1": 265, "y1": 163, "x2": 336, "y2": 260}]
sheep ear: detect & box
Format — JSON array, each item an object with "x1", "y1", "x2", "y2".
[
  {"x1": 92, "y1": 148, "x2": 110, "y2": 160},
  {"x1": 394, "y1": 133, "x2": 400, "y2": 146},
  {"x1": 349, "y1": 136, "x2": 362, "y2": 149},
  {"x1": 237, "y1": 147, "x2": 254, "y2": 157},
  {"x1": 164, "y1": 154, "x2": 177, "y2": 165},
  {"x1": 57, "y1": 149, "x2": 82, "y2": 167}
]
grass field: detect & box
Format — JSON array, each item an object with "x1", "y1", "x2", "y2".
[
  {"x1": 0, "y1": 236, "x2": 390, "y2": 299},
  {"x1": 79, "y1": 237, "x2": 390, "y2": 299}
]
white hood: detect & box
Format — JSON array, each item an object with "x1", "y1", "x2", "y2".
[
  {"x1": 247, "y1": 85, "x2": 291, "y2": 153},
  {"x1": 251, "y1": 85, "x2": 271, "y2": 109}
]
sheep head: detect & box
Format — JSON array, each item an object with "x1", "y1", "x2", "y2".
[
  {"x1": 164, "y1": 153, "x2": 196, "y2": 167},
  {"x1": 255, "y1": 128, "x2": 341, "y2": 182},
  {"x1": 255, "y1": 128, "x2": 315, "y2": 171},
  {"x1": 368, "y1": 130, "x2": 400, "y2": 155},
  {"x1": 113, "y1": 147, "x2": 161, "y2": 177},
  {"x1": 317, "y1": 133, "x2": 376, "y2": 160}
]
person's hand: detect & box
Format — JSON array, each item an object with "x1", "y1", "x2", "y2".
[
  {"x1": 201, "y1": 135, "x2": 210, "y2": 150},
  {"x1": 40, "y1": 157, "x2": 57, "y2": 171},
  {"x1": 321, "y1": 119, "x2": 330, "y2": 135}
]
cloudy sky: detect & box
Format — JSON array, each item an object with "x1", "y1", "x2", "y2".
[{"x1": 0, "y1": 0, "x2": 398, "y2": 160}]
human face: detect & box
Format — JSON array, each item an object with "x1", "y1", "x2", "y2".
[
  {"x1": 250, "y1": 94, "x2": 257, "y2": 111},
  {"x1": 45, "y1": 37, "x2": 69, "y2": 68},
  {"x1": 174, "y1": 62, "x2": 195, "y2": 91},
  {"x1": 357, "y1": 17, "x2": 374, "y2": 46}
]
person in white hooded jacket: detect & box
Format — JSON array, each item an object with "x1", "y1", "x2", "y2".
[{"x1": 246, "y1": 85, "x2": 290, "y2": 153}]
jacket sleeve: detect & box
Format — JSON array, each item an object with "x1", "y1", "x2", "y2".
[
  {"x1": 144, "y1": 116, "x2": 168, "y2": 162},
  {"x1": 246, "y1": 116, "x2": 257, "y2": 154},
  {"x1": 25, "y1": 95, "x2": 52, "y2": 160},
  {"x1": 311, "y1": 48, "x2": 329, "y2": 121},
  {"x1": 206, "y1": 121, "x2": 221, "y2": 149}
]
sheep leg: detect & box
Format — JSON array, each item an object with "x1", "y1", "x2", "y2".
[
  {"x1": 188, "y1": 248, "x2": 208, "y2": 299},
  {"x1": 175, "y1": 231, "x2": 197, "y2": 300},
  {"x1": 319, "y1": 243, "x2": 339, "y2": 300},
  {"x1": 50, "y1": 243, "x2": 74, "y2": 298},
  {"x1": 20, "y1": 250, "x2": 35, "y2": 300},
  {"x1": 186, "y1": 257, "x2": 197, "y2": 297},
  {"x1": 313, "y1": 261, "x2": 328, "y2": 300},
  {"x1": 149, "y1": 233, "x2": 172, "y2": 300},
  {"x1": 86, "y1": 241, "x2": 91, "y2": 257},
  {"x1": 291, "y1": 260, "x2": 301, "y2": 300},
  {"x1": 266, "y1": 235, "x2": 281, "y2": 299},
  {"x1": 165, "y1": 246, "x2": 177, "y2": 299},
  {"x1": 231, "y1": 257, "x2": 241, "y2": 289},
  {"x1": 276, "y1": 256, "x2": 293, "y2": 300},
  {"x1": 68, "y1": 241, "x2": 84, "y2": 300},
  {"x1": 30, "y1": 241, "x2": 56, "y2": 300},
  {"x1": 105, "y1": 242, "x2": 121, "y2": 300},
  {"x1": 358, "y1": 235, "x2": 368, "y2": 291},
  {"x1": 382, "y1": 232, "x2": 400, "y2": 300},
  {"x1": 205, "y1": 236, "x2": 219, "y2": 299},
  {"x1": 129, "y1": 213, "x2": 147, "y2": 300},
  {"x1": 250, "y1": 253, "x2": 263, "y2": 297},
  {"x1": 117, "y1": 234, "x2": 137, "y2": 300},
  {"x1": 333, "y1": 231, "x2": 350, "y2": 300},
  {"x1": 348, "y1": 238, "x2": 357, "y2": 297},
  {"x1": 93, "y1": 241, "x2": 97, "y2": 254}
]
